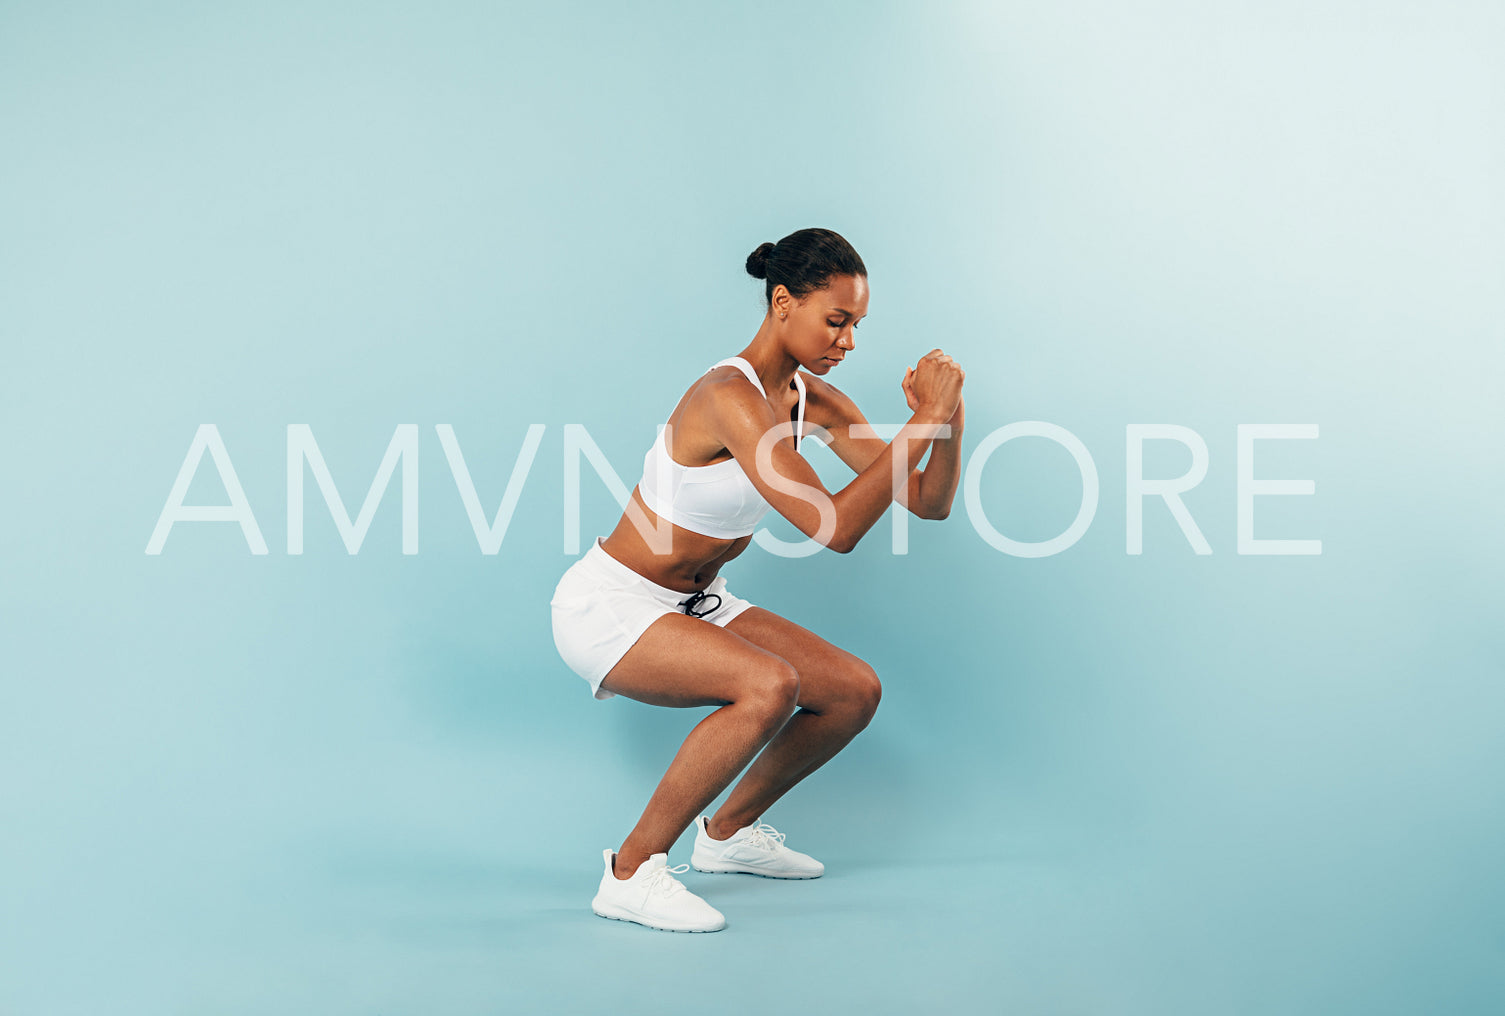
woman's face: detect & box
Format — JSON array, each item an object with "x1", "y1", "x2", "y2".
[{"x1": 776, "y1": 273, "x2": 869, "y2": 374}]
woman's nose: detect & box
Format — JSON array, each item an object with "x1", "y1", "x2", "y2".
[{"x1": 838, "y1": 333, "x2": 855, "y2": 350}]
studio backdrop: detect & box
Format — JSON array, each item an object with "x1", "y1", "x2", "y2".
[{"x1": 2, "y1": 2, "x2": 1501, "y2": 1014}]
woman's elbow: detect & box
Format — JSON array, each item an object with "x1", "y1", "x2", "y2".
[{"x1": 824, "y1": 527, "x2": 857, "y2": 554}]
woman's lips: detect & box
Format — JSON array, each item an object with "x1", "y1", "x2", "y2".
[{"x1": 824, "y1": 356, "x2": 843, "y2": 365}]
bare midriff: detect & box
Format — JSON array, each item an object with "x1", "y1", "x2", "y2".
[{"x1": 598, "y1": 488, "x2": 754, "y2": 594}]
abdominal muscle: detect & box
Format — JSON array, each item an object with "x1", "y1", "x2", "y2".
[{"x1": 598, "y1": 486, "x2": 753, "y2": 594}]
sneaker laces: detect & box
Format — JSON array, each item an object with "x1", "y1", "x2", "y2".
[
  {"x1": 644, "y1": 861, "x2": 692, "y2": 897},
  {"x1": 744, "y1": 822, "x2": 787, "y2": 852}
]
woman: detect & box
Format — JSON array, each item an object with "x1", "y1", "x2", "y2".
[{"x1": 550, "y1": 227, "x2": 965, "y2": 932}]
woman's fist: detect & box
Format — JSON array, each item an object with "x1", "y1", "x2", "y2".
[{"x1": 903, "y1": 348, "x2": 964, "y2": 422}]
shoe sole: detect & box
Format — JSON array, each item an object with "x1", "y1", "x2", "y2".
[
  {"x1": 590, "y1": 901, "x2": 725, "y2": 932},
  {"x1": 690, "y1": 858, "x2": 823, "y2": 879}
]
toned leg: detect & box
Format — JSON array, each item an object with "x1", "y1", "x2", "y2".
[
  {"x1": 706, "y1": 606, "x2": 883, "y2": 839},
  {"x1": 597, "y1": 611, "x2": 800, "y2": 879}
]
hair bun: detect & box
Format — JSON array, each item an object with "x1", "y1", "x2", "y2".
[
  {"x1": 745, "y1": 228, "x2": 866, "y2": 307},
  {"x1": 745, "y1": 241, "x2": 776, "y2": 280}
]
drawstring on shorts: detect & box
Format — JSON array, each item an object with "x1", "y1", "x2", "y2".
[{"x1": 678, "y1": 589, "x2": 722, "y2": 617}]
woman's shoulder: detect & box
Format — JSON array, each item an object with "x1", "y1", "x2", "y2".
[
  {"x1": 796, "y1": 368, "x2": 852, "y2": 407},
  {"x1": 669, "y1": 363, "x2": 771, "y2": 458},
  {"x1": 795, "y1": 368, "x2": 862, "y2": 432}
]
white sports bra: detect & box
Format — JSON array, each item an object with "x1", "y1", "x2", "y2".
[{"x1": 637, "y1": 356, "x2": 808, "y2": 539}]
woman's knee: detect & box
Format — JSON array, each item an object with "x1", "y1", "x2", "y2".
[
  {"x1": 739, "y1": 657, "x2": 800, "y2": 720},
  {"x1": 846, "y1": 661, "x2": 882, "y2": 726}
]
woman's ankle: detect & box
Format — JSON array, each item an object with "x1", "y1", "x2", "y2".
[{"x1": 612, "y1": 850, "x2": 651, "y2": 880}]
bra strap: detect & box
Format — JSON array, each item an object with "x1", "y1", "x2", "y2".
[
  {"x1": 706, "y1": 356, "x2": 767, "y2": 398},
  {"x1": 791, "y1": 371, "x2": 807, "y2": 451}
]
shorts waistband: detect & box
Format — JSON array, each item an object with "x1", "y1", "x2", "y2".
[{"x1": 585, "y1": 536, "x2": 706, "y2": 602}]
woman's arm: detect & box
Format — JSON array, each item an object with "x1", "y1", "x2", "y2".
[
  {"x1": 809, "y1": 369, "x2": 966, "y2": 520},
  {"x1": 707, "y1": 370, "x2": 957, "y2": 553}
]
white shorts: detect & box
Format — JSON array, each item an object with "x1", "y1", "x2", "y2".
[{"x1": 550, "y1": 536, "x2": 756, "y2": 700}]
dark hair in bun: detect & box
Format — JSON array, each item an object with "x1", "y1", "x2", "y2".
[{"x1": 746, "y1": 227, "x2": 866, "y2": 306}]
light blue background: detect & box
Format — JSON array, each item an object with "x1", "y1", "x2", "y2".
[{"x1": 3, "y1": 2, "x2": 1502, "y2": 1013}]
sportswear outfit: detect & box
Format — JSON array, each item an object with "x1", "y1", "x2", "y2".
[
  {"x1": 551, "y1": 355, "x2": 823, "y2": 932},
  {"x1": 550, "y1": 356, "x2": 807, "y2": 700}
]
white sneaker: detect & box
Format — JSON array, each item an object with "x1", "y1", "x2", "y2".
[
  {"x1": 690, "y1": 815, "x2": 825, "y2": 879},
  {"x1": 590, "y1": 849, "x2": 726, "y2": 932}
]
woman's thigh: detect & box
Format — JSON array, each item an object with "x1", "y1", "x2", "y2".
[
  {"x1": 598, "y1": 611, "x2": 797, "y2": 709},
  {"x1": 723, "y1": 607, "x2": 881, "y2": 715}
]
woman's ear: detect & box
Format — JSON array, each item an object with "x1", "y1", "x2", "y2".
[{"x1": 771, "y1": 285, "x2": 798, "y2": 321}]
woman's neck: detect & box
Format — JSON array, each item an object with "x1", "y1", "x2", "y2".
[{"x1": 739, "y1": 324, "x2": 801, "y2": 397}]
